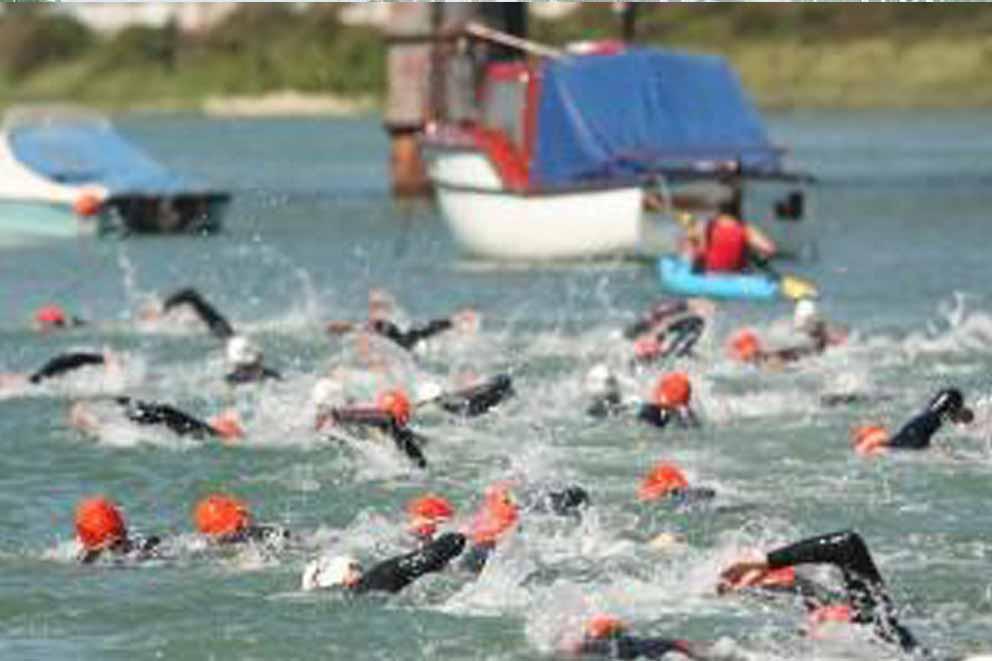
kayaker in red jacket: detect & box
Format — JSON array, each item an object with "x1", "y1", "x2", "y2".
[{"x1": 685, "y1": 202, "x2": 777, "y2": 273}]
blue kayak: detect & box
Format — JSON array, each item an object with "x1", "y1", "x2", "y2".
[{"x1": 657, "y1": 256, "x2": 780, "y2": 301}]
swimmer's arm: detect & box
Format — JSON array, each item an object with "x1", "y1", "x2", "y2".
[
  {"x1": 887, "y1": 412, "x2": 940, "y2": 450},
  {"x1": 389, "y1": 424, "x2": 429, "y2": 469},
  {"x1": 162, "y1": 288, "x2": 235, "y2": 339},
  {"x1": 355, "y1": 532, "x2": 465, "y2": 594},
  {"x1": 765, "y1": 531, "x2": 885, "y2": 584},
  {"x1": 637, "y1": 404, "x2": 671, "y2": 429},
  {"x1": 401, "y1": 318, "x2": 454, "y2": 349},
  {"x1": 29, "y1": 352, "x2": 105, "y2": 384}
]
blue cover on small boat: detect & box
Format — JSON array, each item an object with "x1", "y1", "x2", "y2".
[
  {"x1": 657, "y1": 256, "x2": 780, "y2": 301},
  {"x1": 533, "y1": 48, "x2": 782, "y2": 189},
  {"x1": 9, "y1": 120, "x2": 214, "y2": 196}
]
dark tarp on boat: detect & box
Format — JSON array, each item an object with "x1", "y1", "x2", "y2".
[{"x1": 532, "y1": 48, "x2": 784, "y2": 189}]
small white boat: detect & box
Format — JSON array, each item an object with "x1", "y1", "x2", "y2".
[
  {"x1": 0, "y1": 106, "x2": 229, "y2": 241},
  {"x1": 425, "y1": 143, "x2": 648, "y2": 260},
  {"x1": 422, "y1": 46, "x2": 810, "y2": 262}
]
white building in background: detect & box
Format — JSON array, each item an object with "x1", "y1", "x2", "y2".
[{"x1": 53, "y1": 2, "x2": 240, "y2": 34}]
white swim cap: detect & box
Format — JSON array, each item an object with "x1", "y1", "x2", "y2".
[
  {"x1": 793, "y1": 298, "x2": 821, "y2": 332},
  {"x1": 226, "y1": 336, "x2": 262, "y2": 367},
  {"x1": 311, "y1": 377, "x2": 344, "y2": 407},
  {"x1": 584, "y1": 364, "x2": 618, "y2": 396},
  {"x1": 415, "y1": 380, "x2": 444, "y2": 402},
  {"x1": 301, "y1": 554, "x2": 360, "y2": 591}
]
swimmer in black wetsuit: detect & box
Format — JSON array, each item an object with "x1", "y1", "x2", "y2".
[
  {"x1": 324, "y1": 389, "x2": 428, "y2": 468},
  {"x1": 562, "y1": 615, "x2": 717, "y2": 660},
  {"x1": 160, "y1": 287, "x2": 235, "y2": 340},
  {"x1": 301, "y1": 532, "x2": 466, "y2": 593},
  {"x1": 419, "y1": 374, "x2": 515, "y2": 418},
  {"x1": 224, "y1": 336, "x2": 282, "y2": 385},
  {"x1": 69, "y1": 397, "x2": 244, "y2": 442},
  {"x1": 632, "y1": 315, "x2": 707, "y2": 364},
  {"x1": 28, "y1": 352, "x2": 106, "y2": 384},
  {"x1": 851, "y1": 388, "x2": 973, "y2": 455},
  {"x1": 74, "y1": 496, "x2": 160, "y2": 565},
  {"x1": 888, "y1": 388, "x2": 973, "y2": 450},
  {"x1": 585, "y1": 365, "x2": 626, "y2": 418},
  {"x1": 33, "y1": 305, "x2": 86, "y2": 332},
  {"x1": 637, "y1": 372, "x2": 700, "y2": 430},
  {"x1": 193, "y1": 494, "x2": 288, "y2": 546},
  {"x1": 719, "y1": 530, "x2": 924, "y2": 655}
]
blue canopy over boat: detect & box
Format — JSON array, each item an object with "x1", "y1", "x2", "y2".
[
  {"x1": 8, "y1": 118, "x2": 216, "y2": 196},
  {"x1": 532, "y1": 48, "x2": 785, "y2": 189}
]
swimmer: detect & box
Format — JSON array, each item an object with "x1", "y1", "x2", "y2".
[
  {"x1": 851, "y1": 387, "x2": 973, "y2": 455},
  {"x1": 637, "y1": 461, "x2": 715, "y2": 507},
  {"x1": 638, "y1": 372, "x2": 700, "y2": 429},
  {"x1": 585, "y1": 364, "x2": 627, "y2": 418},
  {"x1": 726, "y1": 328, "x2": 814, "y2": 368},
  {"x1": 224, "y1": 335, "x2": 282, "y2": 385},
  {"x1": 560, "y1": 614, "x2": 718, "y2": 660},
  {"x1": 532, "y1": 485, "x2": 591, "y2": 519},
  {"x1": 301, "y1": 532, "x2": 466, "y2": 594},
  {"x1": 327, "y1": 289, "x2": 479, "y2": 352},
  {"x1": 416, "y1": 373, "x2": 515, "y2": 418},
  {"x1": 793, "y1": 298, "x2": 847, "y2": 349},
  {"x1": 69, "y1": 397, "x2": 244, "y2": 443},
  {"x1": 33, "y1": 305, "x2": 85, "y2": 332},
  {"x1": 138, "y1": 287, "x2": 235, "y2": 339},
  {"x1": 623, "y1": 299, "x2": 714, "y2": 341},
  {"x1": 718, "y1": 530, "x2": 923, "y2": 655},
  {"x1": 632, "y1": 315, "x2": 706, "y2": 364},
  {"x1": 193, "y1": 494, "x2": 288, "y2": 545},
  {"x1": 321, "y1": 388, "x2": 429, "y2": 468},
  {"x1": 406, "y1": 493, "x2": 455, "y2": 543},
  {"x1": 74, "y1": 496, "x2": 160, "y2": 564},
  {"x1": 460, "y1": 482, "x2": 520, "y2": 573},
  {"x1": 0, "y1": 350, "x2": 120, "y2": 391}
]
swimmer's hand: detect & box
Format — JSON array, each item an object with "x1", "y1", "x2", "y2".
[
  {"x1": 716, "y1": 555, "x2": 770, "y2": 594},
  {"x1": 326, "y1": 320, "x2": 356, "y2": 334}
]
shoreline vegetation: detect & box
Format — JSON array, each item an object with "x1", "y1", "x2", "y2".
[{"x1": 3, "y1": 4, "x2": 992, "y2": 116}]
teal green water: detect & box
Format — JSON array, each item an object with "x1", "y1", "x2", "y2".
[{"x1": 2, "y1": 112, "x2": 992, "y2": 660}]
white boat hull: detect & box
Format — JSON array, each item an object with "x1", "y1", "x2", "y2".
[{"x1": 427, "y1": 150, "x2": 656, "y2": 261}]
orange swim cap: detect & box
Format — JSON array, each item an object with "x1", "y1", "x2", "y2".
[
  {"x1": 376, "y1": 388, "x2": 412, "y2": 426},
  {"x1": 75, "y1": 496, "x2": 126, "y2": 551},
  {"x1": 633, "y1": 336, "x2": 661, "y2": 360},
  {"x1": 851, "y1": 425, "x2": 889, "y2": 456},
  {"x1": 728, "y1": 329, "x2": 762, "y2": 362},
  {"x1": 585, "y1": 614, "x2": 627, "y2": 640},
  {"x1": 193, "y1": 494, "x2": 251, "y2": 538},
  {"x1": 654, "y1": 372, "x2": 691, "y2": 408},
  {"x1": 35, "y1": 305, "x2": 67, "y2": 329},
  {"x1": 73, "y1": 192, "x2": 102, "y2": 218},
  {"x1": 407, "y1": 493, "x2": 455, "y2": 537},
  {"x1": 637, "y1": 462, "x2": 689, "y2": 501},
  {"x1": 468, "y1": 483, "x2": 519, "y2": 545}
]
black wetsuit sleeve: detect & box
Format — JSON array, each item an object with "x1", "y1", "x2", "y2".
[
  {"x1": 354, "y1": 532, "x2": 466, "y2": 594},
  {"x1": 439, "y1": 374, "x2": 514, "y2": 417},
  {"x1": 887, "y1": 411, "x2": 941, "y2": 450},
  {"x1": 637, "y1": 404, "x2": 672, "y2": 429},
  {"x1": 29, "y1": 352, "x2": 105, "y2": 384},
  {"x1": 587, "y1": 392, "x2": 624, "y2": 418},
  {"x1": 579, "y1": 636, "x2": 689, "y2": 659},
  {"x1": 766, "y1": 530, "x2": 920, "y2": 653},
  {"x1": 669, "y1": 487, "x2": 716, "y2": 507},
  {"x1": 390, "y1": 423, "x2": 429, "y2": 469},
  {"x1": 224, "y1": 365, "x2": 283, "y2": 385},
  {"x1": 162, "y1": 288, "x2": 235, "y2": 340},
  {"x1": 371, "y1": 318, "x2": 453, "y2": 351},
  {"x1": 115, "y1": 398, "x2": 218, "y2": 439},
  {"x1": 660, "y1": 315, "x2": 705, "y2": 358}
]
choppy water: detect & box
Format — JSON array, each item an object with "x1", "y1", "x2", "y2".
[{"x1": 2, "y1": 111, "x2": 992, "y2": 660}]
